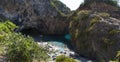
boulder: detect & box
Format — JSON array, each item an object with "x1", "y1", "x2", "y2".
[{"x1": 69, "y1": 10, "x2": 120, "y2": 61}]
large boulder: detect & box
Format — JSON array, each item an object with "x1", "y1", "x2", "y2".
[
  {"x1": 0, "y1": 0, "x2": 70, "y2": 35},
  {"x1": 69, "y1": 10, "x2": 120, "y2": 61}
]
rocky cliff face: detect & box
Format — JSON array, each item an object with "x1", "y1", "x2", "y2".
[
  {"x1": 0, "y1": 0, "x2": 70, "y2": 35},
  {"x1": 69, "y1": 3, "x2": 120, "y2": 62},
  {"x1": 78, "y1": 1, "x2": 120, "y2": 18}
]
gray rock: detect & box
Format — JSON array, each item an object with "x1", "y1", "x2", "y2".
[
  {"x1": 0, "y1": 0, "x2": 71, "y2": 35},
  {"x1": 69, "y1": 11, "x2": 120, "y2": 61}
]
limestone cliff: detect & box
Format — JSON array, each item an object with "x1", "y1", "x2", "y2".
[
  {"x1": 78, "y1": 0, "x2": 120, "y2": 18},
  {"x1": 0, "y1": 0, "x2": 70, "y2": 35},
  {"x1": 69, "y1": 1, "x2": 120, "y2": 62}
]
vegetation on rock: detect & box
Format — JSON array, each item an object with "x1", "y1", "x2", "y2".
[
  {"x1": 55, "y1": 55, "x2": 76, "y2": 62},
  {"x1": 84, "y1": 0, "x2": 119, "y2": 7},
  {"x1": 51, "y1": 0, "x2": 70, "y2": 16},
  {"x1": 69, "y1": 9, "x2": 120, "y2": 61}
]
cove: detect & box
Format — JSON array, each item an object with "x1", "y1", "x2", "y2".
[
  {"x1": 32, "y1": 34, "x2": 72, "y2": 47},
  {"x1": 32, "y1": 34, "x2": 91, "y2": 62},
  {"x1": 21, "y1": 31, "x2": 92, "y2": 62}
]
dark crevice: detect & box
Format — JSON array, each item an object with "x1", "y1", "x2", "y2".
[{"x1": 20, "y1": 28, "x2": 41, "y2": 36}]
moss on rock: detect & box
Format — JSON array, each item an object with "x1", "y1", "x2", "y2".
[
  {"x1": 98, "y1": 12, "x2": 110, "y2": 18},
  {"x1": 109, "y1": 30, "x2": 120, "y2": 35},
  {"x1": 77, "y1": 10, "x2": 90, "y2": 20},
  {"x1": 69, "y1": 10, "x2": 120, "y2": 61}
]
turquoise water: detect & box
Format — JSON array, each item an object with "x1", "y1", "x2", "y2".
[
  {"x1": 31, "y1": 34, "x2": 91, "y2": 62},
  {"x1": 33, "y1": 34, "x2": 71, "y2": 52},
  {"x1": 50, "y1": 41, "x2": 65, "y2": 47},
  {"x1": 33, "y1": 34, "x2": 71, "y2": 46},
  {"x1": 65, "y1": 34, "x2": 71, "y2": 40},
  {"x1": 43, "y1": 34, "x2": 71, "y2": 47},
  {"x1": 50, "y1": 41, "x2": 65, "y2": 51}
]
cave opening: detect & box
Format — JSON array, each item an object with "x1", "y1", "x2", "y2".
[{"x1": 20, "y1": 28, "x2": 41, "y2": 36}]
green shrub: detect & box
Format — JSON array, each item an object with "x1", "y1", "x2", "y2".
[
  {"x1": 0, "y1": 20, "x2": 17, "y2": 45},
  {"x1": 77, "y1": 10, "x2": 90, "y2": 20},
  {"x1": 0, "y1": 21, "x2": 49, "y2": 62},
  {"x1": 0, "y1": 20, "x2": 17, "y2": 33},
  {"x1": 6, "y1": 33, "x2": 49, "y2": 62},
  {"x1": 0, "y1": 21, "x2": 16, "y2": 57},
  {"x1": 55, "y1": 55, "x2": 76, "y2": 62}
]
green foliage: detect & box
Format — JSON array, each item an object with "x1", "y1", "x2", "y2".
[
  {"x1": 77, "y1": 10, "x2": 90, "y2": 20},
  {"x1": 55, "y1": 55, "x2": 76, "y2": 62},
  {"x1": 6, "y1": 33, "x2": 49, "y2": 62},
  {"x1": 0, "y1": 20, "x2": 17, "y2": 45},
  {"x1": 102, "y1": 37, "x2": 115, "y2": 45},
  {"x1": 75, "y1": 29, "x2": 79, "y2": 38},
  {"x1": 69, "y1": 21, "x2": 73, "y2": 29},
  {"x1": 50, "y1": 0, "x2": 66, "y2": 16},
  {"x1": 109, "y1": 30, "x2": 120, "y2": 35},
  {"x1": 84, "y1": 0, "x2": 119, "y2": 7},
  {"x1": 0, "y1": 21, "x2": 49, "y2": 62},
  {"x1": 0, "y1": 21, "x2": 17, "y2": 59},
  {"x1": 110, "y1": 51, "x2": 120, "y2": 62},
  {"x1": 104, "y1": 0, "x2": 119, "y2": 7},
  {"x1": 0, "y1": 21, "x2": 17, "y2": 33},
  {"x1": 86, "y1": 15, "x2": 100, "y2": 32},
  {"x1": 98, "y1": 12, "x2": 110, "y2": 18},
  {"x1": 90, "y1": 16, "x2": 100, "y2": 26},
  {"x1": 0, "y1": 45, "x2": 4, "y2": 56}
]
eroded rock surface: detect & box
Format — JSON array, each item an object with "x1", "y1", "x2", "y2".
[
  {"x1": 0, "y1": 0, "x2": 70, "y2": 35},
  {"x1": 69, "y1": 10, "x2": 120, "y2": 61}
]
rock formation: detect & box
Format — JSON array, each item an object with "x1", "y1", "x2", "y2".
[
  {"x1": 79, "y1": 0, "x2": 120, "y2": 18},
  {"x1": 69, "y1": 1, "x2": 120, "y2": 62},
  {"x1": 0, "y1": 0, "x2": 70, "y2": 35}
]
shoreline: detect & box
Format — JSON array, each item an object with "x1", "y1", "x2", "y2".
[{"x1": 37, "y1": 41, "x2": 92, "y2": 62}]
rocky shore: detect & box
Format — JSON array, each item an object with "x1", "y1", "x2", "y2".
[{"x1": 37, "y1": 42, "x2": 92, "y2": 62}]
